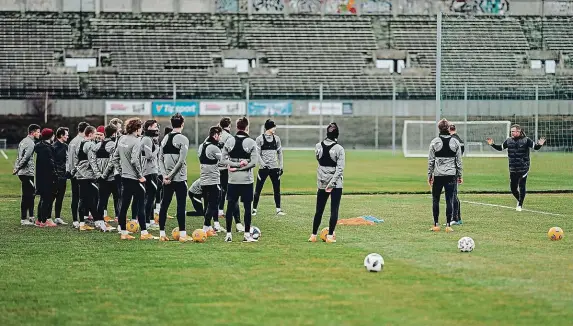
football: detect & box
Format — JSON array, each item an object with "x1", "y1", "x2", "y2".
[
  {"x1": 458, "y1": 236, "x2": 475, "y2": 252},
  {"x1": 364, "y1": 253, "x2": 384, "y2": 272},
  {"x1": 250, "y1": 226, "x2": 261, "y2": 240},
  {"x1": 548, "y1": 227, "x2": 564, "y2": 241},
  {"x1": 192, "y1": 229, "x2": 207, "y2": 243}
]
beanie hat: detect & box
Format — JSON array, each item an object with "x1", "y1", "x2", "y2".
[
  {"x1": 96, "y1": 125, "x2": 105, "y2": 134},
  {"x1": 41, "y1": 128, "x2": 54, "y2": 140},
  {"x1": 264, "y1": 119, "x2": 276, "y2": 131},
  {"x1": 326, "y1": 122, "x2": 339, "y2": 140}
]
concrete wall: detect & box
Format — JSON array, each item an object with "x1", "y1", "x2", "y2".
[{"x1": 0, "y1": 99, "x2": 571, "y2": 117}]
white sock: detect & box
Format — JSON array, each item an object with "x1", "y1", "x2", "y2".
[
  {"x1": 226, "y1": 232, "x2": 232, "y2": 237},
  {"x1": 156, "y1": 203, "x2": 160, "y2": 210},
  {"x1": 84, "y1": 216, "x2": 88, "y2": 220},
  {"x1": 276, "y1": 208, "x2": 281, "y2": 213},
  {"x1": 80, "y1": 222, "x2": 85, "y2": 227},
  {"x1": 218, "y1": 210, "x2": 224, "y2": 216},
  {"x1": 180, "y1": 231, "x2": 186, "y2": 238},
  {"x1": 160, "y1": 230, "x2": 166, "y2": 237},
  {"x1": 104, "y1": 209, "x2": 108, "y2": 217},
  {"x1": 122, "y1": 230, "x2": 128, "y2": 235},
  {"x1": 214, "y1": 221, "x2": 221, "y2": 228},
  {"x1": 141, "y1": 230, "x2": 148, "y2": 235},
  {"x1": 203, "y1": 225, "x2": 209, "y2": 232}
]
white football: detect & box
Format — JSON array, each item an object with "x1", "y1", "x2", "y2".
[
  {"x1": 363, "y1": 253, "x2": 384, "y2": 272},
  {"x1": 250, "y1": 226, "x2": 261, "y2": 240},
  {"x1": 458, "y1": 236, "x2": 475, "y2": 252}
]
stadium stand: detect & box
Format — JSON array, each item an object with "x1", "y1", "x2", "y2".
[{"x1": 0, "y1": 11, "x2": 572, "y2": 100}]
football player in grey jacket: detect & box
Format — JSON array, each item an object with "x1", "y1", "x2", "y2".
[
  {"x1": 13, "y1": 124, "x2": 40, "y2": 226},
  {"x1": 309, "y1": 123, "x2": 345, "y2": 243}
]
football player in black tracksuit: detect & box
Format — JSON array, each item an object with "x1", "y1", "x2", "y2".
[
  {"x1": 35, "y1": 128, "x2": 57, "y2": 227},
  {"x1": 52, "y1": 127, "x2": 70, "y2": 225},
  {"x1": 487, "y1": 124, "x2": 545, "y2": 211}
]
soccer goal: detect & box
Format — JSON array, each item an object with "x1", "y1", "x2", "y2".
[
  {"x1": 402, "y1": 120, "x2": 511, "y2": 158},
  {"x1": 259, "y1": 124, "x2": 331, "y2": 150},
  {"x1": 0, "y1": 138, "x2": 7, "y2": 159}
]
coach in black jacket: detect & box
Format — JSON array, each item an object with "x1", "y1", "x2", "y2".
[
  {"x1": 35, "y1": 128, "x2": 57, "y2": 226},
  {"x1": 487, "y1": 124, "x2": 545, "y2": 211},
  {"x1": 52, "y1": 127, "x2": 70, "y2": 225}
]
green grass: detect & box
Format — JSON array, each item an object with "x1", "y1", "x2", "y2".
[
  {"x1": 0, "y1": 150, "x2": 572, "y2": 325},
  {"x1": 1, "y1": 150, "x2": 572, "y2": 196}
]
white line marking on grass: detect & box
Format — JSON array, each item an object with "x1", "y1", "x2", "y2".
[
  {"x1": 461, "y1": 200, "x2": 564, "y2": 217},
  {"x1": 0, "y1": 150, "x2": 7, "y2": 159}
]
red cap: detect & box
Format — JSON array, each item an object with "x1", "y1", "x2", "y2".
[
  {"x1": 41, "y1": 128, "x2": 54, "y2": 139},
  {"x1": 96, "y1": 125, "x2": 105, "y2": 133}
]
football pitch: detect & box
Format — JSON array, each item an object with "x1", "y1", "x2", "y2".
[{"x1": 0, "y1": 150, "x2": 572, "y2": 325}]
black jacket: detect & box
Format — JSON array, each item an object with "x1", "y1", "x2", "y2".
[
  {"x1": 492, "y1": 136, "x2": 542, "y2": 174},
  {"x1": 34, "y1": 140, "x2": 56, "y2": 193},
  {"x1": 52, "y1": 140, "x2": 68, "y2": 181}
]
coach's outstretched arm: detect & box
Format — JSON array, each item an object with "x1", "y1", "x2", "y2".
[
  {"x1": 531, "y1": 137, "x2": 546, "y2": 150},
  {"x1": 486, "y1": 137, "x2": 507, "y2": 151}
]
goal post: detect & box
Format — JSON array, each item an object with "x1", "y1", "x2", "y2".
[
  {"x1": 260, "y1": 124, "x2": 330, "y2": 150},
  {"x1": 0, "y1": 138, "x2": 7, "y2": 159},
  {"x1": 402, "y1": 120, "x2": 511, "y2": 158}
]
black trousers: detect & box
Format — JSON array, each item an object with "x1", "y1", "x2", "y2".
[
  {"x1": 118, "y1": 178, "x2": 147, "y2": 232},
  {"x1": 253, "y1": 168, "x2": 281, "y2": 210},
  {"x1": 187, "y1": 192, "x2": 204, "y2": 216},
  {"x1": 218, "y1": 169, "x2": 241, "y2": 223},
  {"x1": 159, "y1": 180, "x2": 187, "y2": 231},
  {"x1": 452, "y1": 183, "x2": 461, "y2": 222},
  {"x1": 79, "y1": 179, "x2": 103, "y2": 222},
  {"x1": 510, "y1": 172, "x2": 528, "y2": 206},
  {"x1": 114, "y1": 174, "x2": 123, "y2": 214},
  {"x1": 52, "y1": 179, "x2": 67, "y2": 220},
  {"x1": 144, "y1": 174, "x2": 158, "y2": 224},
  {"x1": 18, "y1": 175, "x2": 35, "y2": 220},
  {"x1": 226, "y1": 183, "x2": 253, "y2": 233},
  {"x1": 156, "y1": 174, "x2": 163, "y2": 205},
  {"x1": 312, "y1": 188, "x2": 342, "y2": 235},
  {"x1": 70, "y1": 177, "x2": 80, "y2": 221},
  {"x1": 37, "y1": 188, "x2": 53, "y2": 223},
  {"x1": 202, "y1": 184, "x2": 220, "y2": 227},
  {"x1": 432, "y1": 176, "x2": 456, "y2": 225},
  {"x1": 97, "y1": 179, "x2": 119, "y2": 219}
]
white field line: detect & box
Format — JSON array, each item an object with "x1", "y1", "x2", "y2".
[{"x1": 461, "y1": 200, "x2": 564, "y2": 217}]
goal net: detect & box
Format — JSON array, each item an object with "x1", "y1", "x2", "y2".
[
  {"x1": 402, "y1": 120, "x2": 511, "y2": 157},
  {"x1": 259, "y1": 124, "x2": 330, "y2": 150}
]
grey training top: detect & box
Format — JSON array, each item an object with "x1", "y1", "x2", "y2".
[
  {"x1": 427, "y1": 135, "x2": 463, "y2": 178},
  {"x1": 221, "y1": 133, "x2": 258, "y2": 185},
  {"x1": 255, "y1": 133, "x2": 283, "y2": 169},
  {"x1": 315, "y1": 138, "x2": 345, "y2": 189},
  {"x1": 67, "y1": 134, "x2": 83, "y2": 174},
  {"x1": 110, "y1": 134, "x2": 144, "y2": 180},
  {"x1": 198, "y1": 140, "x2": 222, "y2": 186},
  {"x1": 94, "y1": 138, "x2": 116, "y2": 181},
  {"x1": 159, "y1": 132, "x2": 189, "y2": 182},
  {"x1": 141, "y1": 136, "x2": 159, "y2": 176},
  {"x1": 14, "y1": 135, "x2": 36, "y2": 176},
  {"x1": 76, "y1": 141, "x2": 99, "y2": 180}
]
